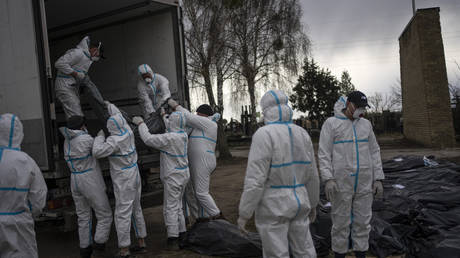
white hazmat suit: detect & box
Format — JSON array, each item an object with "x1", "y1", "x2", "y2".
[
  {"x1": 59, "y1": 126, "x2": 113, "y2": 249},
  {"x1": 138, "y1": 111, "x2": 189, "y2": 237},
  {"x1": 55, "y1": 36, "x2": 95, "y2": 118},
  {"x1": 0, "y1": 114, "x2": 47, "y2": 258},
  {"x1": 238, "y1": 90, "x2": 320, "y2": 258},
  {"x1": 137, "y1": 64, "x2": 171, "y2": 118},
  {"x1": 92, "y1": 104, "x2": 147, "y2": 248},
  {"x1": 318, "y1": 96, "x2": 384, "y2": 254},
  {"x1": 175, "y1": 106, "x2": 220, "y2": 219}
]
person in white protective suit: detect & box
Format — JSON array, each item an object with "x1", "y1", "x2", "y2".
[
  {"x1": 237, "y1": 90, "x2": 320, "y2": 258},
  {"x1": 92, "y1": 102, "x2": 147, "y2": 258},
  {"x1": 137, "y1": 64, "x2": 171, "y2": 118},
  {"x1": 59, "y1": 116, "x2": 113, "y2": 258},
  {"x1": 167, "y1": 100, "x2": 222, "y2": 220},
  {"x1": 55, "y1": 36, "x2": 104, "y2": 119},
  {"x1": 0, "y1": 114, "x2": 48, "y2": 258},
  {"x1": 133, "y1": 110, "x2": 189, "y2": 250},
  {"x1": 318, "y1": 91, "x2": 384, "y2": 258}
]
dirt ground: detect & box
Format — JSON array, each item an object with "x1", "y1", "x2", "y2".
[{"x1": 36, "y1": 135, "x2": 460, "y2": 258}]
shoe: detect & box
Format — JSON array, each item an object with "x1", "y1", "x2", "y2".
[
  {"x1": 130, "y1": 245, "x2": 147, "y2": 254},
  {"x1": 211, "y1": 212, "x2": 226, "y2": 221},
  {"x1": 195, "y1": 217, "x2": 210, "y2": 223},
  {"x1": 355, "y1": 251, "x2": 366, "y2": 258},
  {"x1": 179, "y1": 232, "x2": 187, "y2": 242},
  {"x1": 334, "y1": 252, "x2": 346, "y2": 258},
  {"x1": 166, "y1": 237, "x2": 180, "y2": 251},
  {"x1": 80, "y1": 246, "x2": 93, "y2": 258},
  {"x1": 113, "y1": 252, "x2": 130, "y2": 258},
  {"x1": 91, "y1": 242, "x2": 105, "y2": 257}
]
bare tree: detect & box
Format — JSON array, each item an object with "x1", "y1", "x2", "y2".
[
  {"x1": 368, "y1": 91, "x2": 400, "y2": 113},
  {"x1": 448, "y1": 60, "x2": 460, "y2": 103},
  {"x1": 368, "y1": 92, "x2": 383, "y2": 113},
  {"x1": 227, "y1": 0, "x2": 310, "y2": 131},
  {"x1": 390, "y1": 79, "x2": 402, "y2": 111},
  {"x1": 183, "y1": 0, "x2": 234, "y2": 158}
]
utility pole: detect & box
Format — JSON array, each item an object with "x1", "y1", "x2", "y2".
[{"x1": 412, "y1": 0, "x2": 416, "y2": 15}]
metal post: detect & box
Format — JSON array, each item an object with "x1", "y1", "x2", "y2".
[{"x1": 412, "y1": 0, "x2": 416, "y2": 15}]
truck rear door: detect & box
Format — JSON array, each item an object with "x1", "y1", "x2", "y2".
[{"x1": 0, "y1": 0, "x2": 53, "y2": 170}]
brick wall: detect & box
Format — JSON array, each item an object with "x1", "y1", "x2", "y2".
[{"x1": 399, "y1": 8, "x2": 455, "y2": 148}]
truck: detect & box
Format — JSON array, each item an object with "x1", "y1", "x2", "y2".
[{"x1": 0, "y1": 0, "x2": 189, "y2": 223}]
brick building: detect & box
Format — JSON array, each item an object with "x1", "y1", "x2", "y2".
[{"x1": 399, "y1": 7, "x2": 455, "y2": 148}]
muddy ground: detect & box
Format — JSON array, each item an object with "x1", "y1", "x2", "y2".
[{"x1": 36, "y1": 135, "x2": 460, "y2": 258}]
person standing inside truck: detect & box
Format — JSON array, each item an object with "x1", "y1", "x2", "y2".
[
  {"x1": 137, "y1": 64, "x2": 171, "y2": 119},
  {"x1": 0, "y1": 113, "x2": 48, "y2": 258},
  {"x1": 54, "y1": 36, "x2": 104, "y2": 119},
  {"x1": 59, "y1": 116, "x2": 113, "y2": 258},
  {"x1": 92, "y1": 102, "x2": 147, "y2": 258}
]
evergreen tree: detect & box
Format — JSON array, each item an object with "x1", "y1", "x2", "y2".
[
  {"x1": 290, "y1": 58, "x2": 340, "y2": 123},
  {"x1": 338, "y1": 70, "x2": 355, "y2": 96}
]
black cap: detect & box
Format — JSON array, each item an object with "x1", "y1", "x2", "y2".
[
  {"x1": 347, "y1": 91, "x2": 370, "y2": 108},
  {"x1": 67, "y1": 116, "x2": 85, "y2": 130},
  {"x1": 196, "y1": 104, "x2": 214, "y2": 116}
]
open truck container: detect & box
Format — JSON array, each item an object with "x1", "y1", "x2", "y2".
[{"x1": 0, "y1": 0, "x2": 189, "y2": 222}]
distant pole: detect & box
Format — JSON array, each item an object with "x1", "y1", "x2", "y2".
[{"x1": 412, "y1": 0, "x2": 416, "y2": 15}]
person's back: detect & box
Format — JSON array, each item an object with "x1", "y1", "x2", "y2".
[
  {"x1": 254, "y1": 122, "x2": 315, "y2": 195},
  {"x1": 0, "y1": 114, "x2": 47, "y2": 258},
  {"x1": 59, "y1": 117, "x2": 113, "y2": 257},
  {"x1": 238, "y1": 90, "x2": 319, "y2": 257},
  {"x1": 173, "y1": 103, "x2": 221, "y2": 219},
  {"x1": 92, "y1": 103, "x2": 147, "y2": 257},
  {"x1": 136, "y1": 111, "x2": 189, "y2": 250}
]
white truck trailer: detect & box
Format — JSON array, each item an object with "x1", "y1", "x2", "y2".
[{"x1": 0, "y1": 0, "x2": 189, "y2": 221}]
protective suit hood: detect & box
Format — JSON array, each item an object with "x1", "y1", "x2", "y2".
[
  {"x1": 106, "y1": 105, "x2": 129, "y2": 136},
  {"x1": 77, "y1": 36, "x2": 91, "y2": 52},
  {"x1": 58, "y1": 127, "x2": 86, "y2": 140},
  {"x1": 334, "y1": 96, "x2": 348, "y2": 119},
  {"x1": 138, "y1": 64, "x2": 154, "y2": 78},
  {"x1": 0, "y1": 113, "x2": 23, "y2": 149},
  {"x1": 260, "y1": 90, "x2": 293, "y2": 124},
  {"x1": 165, "y1": 111, "x2": 186, "y2": 132}
]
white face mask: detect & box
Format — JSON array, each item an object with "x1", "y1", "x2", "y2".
[
  {"x1": 353, "y1": 107, "x2": 366, "y2": 119},
  {"x1": 91, "y1": 56, "x2": 100, "y2": 62},
  {"x1": 144, "y1": 77, "x2": 152, "y2": 83}
]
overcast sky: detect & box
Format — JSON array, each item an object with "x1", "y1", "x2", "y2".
[
  {"x1": 300, "y1": 0, "x2": 460, "y2": 96},
  {"x1": 194, "y1": 0, "x2": 460, "y2": 120}
]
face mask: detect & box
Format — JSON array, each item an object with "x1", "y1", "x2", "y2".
[
  {"x1": 353, "y1": 107, "x2": 365, "y2": 119},
  {"x1": 144, "y1": 77, "x2": 152, "y2": 83},
  {"x1": 91, "y1": 56, "x2": 100, "y2": 62}
]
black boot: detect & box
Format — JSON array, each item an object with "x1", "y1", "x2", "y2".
[
  {"x1": 355, "y1": 251, "x2": 366, "y2": 258},
  {"x1": 79, "y1": 246, "x2": 92, "y2": 258},
  {"x1": 166, "y1": 237, "x2": 180, "y2": 251},
  {"x1": 179, "y1": 232, "x2": 186, "y2": 242},
  {"x1": 92, "y1": 242, "x2": 105, "y2": 257},
  {"x1": 211, "y1": 212, "x2": 226, "y2": 221},
  {"x1": 334, "y1": 252, "x2": 346, "y2": 258}
]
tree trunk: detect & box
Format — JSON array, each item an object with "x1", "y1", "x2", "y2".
[
  {"x1": 247, "y1": 76, "x2": 257, "y2": 135},
  {"x1": 216, "y1": 68, "x2": 232, "y2": 159},
  {"x1": 203, "y1": 67, "x2": 217, "y2": 108}
]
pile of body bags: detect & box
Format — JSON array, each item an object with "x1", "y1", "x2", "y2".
[
  {"x1": 312, "y1": 155, "x2": 460, "y2": 258},
  {"x1": 182, "y1": 156, "x2": 460, "y2": 258}
]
